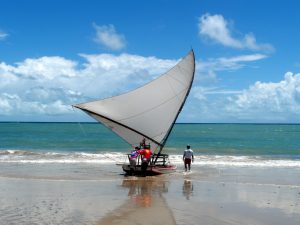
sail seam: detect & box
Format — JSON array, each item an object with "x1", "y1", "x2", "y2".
[
  {"x1": 168, "y1": 65, "x2": 188, "y2": 86},
  {"x1": 118, "y1": 88, "x2": 188, "y2": 122}
]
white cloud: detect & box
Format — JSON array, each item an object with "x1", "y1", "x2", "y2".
[
  {"x1": 206, "y1": 89, "x2": 243, "y2": 95},
  {"x1": 93, "y1": 23, "x2": 126, "y2": 50},
  {"x1": 0, "y1": 53, "x2": 176, "y2": 118},
  {"x1": 2, "y1": 51, "x2": 297, "y2": 123},
  {"x1": 0, "y1": 30, "x2": 8, "y2": 40},
  {"x1": 244, "y1": 33, "x2": 274, "y2": 52},
  {"x1": 218, "y1": 54, "x2": 267, "y2": 64},
  {"x1": 187, "y1": 71, "x2": 300, "y2": 123},
  {"x1": 74, "y1": 53, "x2": 177, "y2": 99},
  {"x1": 192, "y1": 87, "x2": 242, "y2": 101},
  {"x1": 0, "y1": 52, "x2": 265, "y2": 118},
  {"x1": 225, "y1": 72, "x2": 300, "y2": 121},
  {"x1": 0, "y1": 93, "x2": 70, "y2": 116},
  {"x1": 196, "y1": 53, "x2": 267, "y2": 84},
  {"x1": 199, "y1": 14, "x2": 241, "y2": 48},
  {"x1": 0, "y1": 93, "x2": 13, "y2": 115},
  {"x1": 13, "y1": 56, "x2": 78, "y2": 79},
  {"x1": 198, "y1": 13, "x2": 274, "y2": 52}
]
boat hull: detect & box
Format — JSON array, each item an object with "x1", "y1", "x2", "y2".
[{"x1": 122, "y1": 164, "x2": 177, "y2": 176}]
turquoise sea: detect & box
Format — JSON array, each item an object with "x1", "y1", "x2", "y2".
[{"x1": 1, "y1": 122, "x2": 300, "y2": 167}]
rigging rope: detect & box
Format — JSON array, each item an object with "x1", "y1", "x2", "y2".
[{"x1": 72, "y1": 106, "x2": 87, "y2": 137}]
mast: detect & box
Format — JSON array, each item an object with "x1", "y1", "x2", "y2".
[{"x1": 154, "y1": 49, "x2": 195, "y2": 161}]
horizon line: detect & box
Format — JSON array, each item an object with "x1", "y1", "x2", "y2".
[{"x1": 0, "y1": 121, "x2": 300, "y2": 125}]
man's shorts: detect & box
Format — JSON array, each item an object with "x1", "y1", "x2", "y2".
[{"x1": 184, "y1": 158, "x2": 192, "y2": 165}]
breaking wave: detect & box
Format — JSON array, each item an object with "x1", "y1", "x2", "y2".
[
  {"x1": 0, "y1": 150, "x2": 127, "y2": 164},
  {"x1": 1, "y1": 149, "x2": 300, "y2": 168}
]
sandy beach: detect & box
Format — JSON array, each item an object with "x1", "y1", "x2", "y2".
[{"x1": 0, "y1": 163, "x2": 300, "y2": 225}]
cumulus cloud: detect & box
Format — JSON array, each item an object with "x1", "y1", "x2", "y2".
[
  {"x1": 198, "y1": 13, "x2": 274, "y2": 52},
  {"x1": 190, "y1": 72, "x2": 300, "y2": 123},
  {"x1": 225, "y1": 72, "x2": 300, "y2": 121},
  {"x1": 0, "y1": 53, "x2": 176, "y2": 119},
  {"x1": 2, "y1": 51, "x2": 295, "y2": 122},
  {"x1": 13, "y1": 56, "x2": 78, "y2": 79},
  {"x1": 188, "y1": 70, "x2": 300, "y2": 123},
  {"x1": 0, "y1": 93, "x2": 70, "y2": 116},
  {"x1": 93, "y1": 23, "x2": 126, "y2": 50},
  {"x1": 0, "y1": 30, "x2": 8, "y2": 40}
]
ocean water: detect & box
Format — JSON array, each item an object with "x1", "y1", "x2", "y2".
[
  {"x1": 1, "y1": 122, "x2": 300, "y2": 225},
  {"x1": 1, "y1": 122, "x2": 300, "y2": 168}
]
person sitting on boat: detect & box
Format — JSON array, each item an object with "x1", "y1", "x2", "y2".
[
  {"x1": 139, "y1": 137, "x2": 146, "y2": 149},
  {"x1": 183, "y1": 145, "x2": 194, "y2": 172},
  {"x1": 139, "y1": 145, "x2": 152, "y2": 176},
  {"x1": 129, "y1": 147, "x2": 140, "y2": 172}
]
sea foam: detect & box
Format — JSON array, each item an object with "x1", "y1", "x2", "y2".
[{"x1": 1, "y1": 150, "x2": 300, "y2": 168}]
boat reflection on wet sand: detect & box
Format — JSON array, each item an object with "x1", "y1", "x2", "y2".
[{"x1": 96, "y1": 177, "x2": 176, "y2": 225}]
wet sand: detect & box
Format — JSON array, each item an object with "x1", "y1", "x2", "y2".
[
  {"x1": 97, "y1": 178, "x2": 176, "y2": 225},
  {"x1": 0, "y1": 163, "x2": 300, "y2": 224}
]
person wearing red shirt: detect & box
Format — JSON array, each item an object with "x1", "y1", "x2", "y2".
[{"x1": 139, "y1": 145, "x2": 152, "y2": 176}]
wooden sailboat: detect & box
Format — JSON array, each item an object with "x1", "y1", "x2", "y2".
[{"x1": 73, "y1": 50, "x2": 195, "y2": 175}]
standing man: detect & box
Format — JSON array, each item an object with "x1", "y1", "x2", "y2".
[
  {"x1": 183, "y1": 145, "x2": 194, "y2": 171},
  {"x1": 139, "y1": 145, "x2": 152, "y2": 176}
]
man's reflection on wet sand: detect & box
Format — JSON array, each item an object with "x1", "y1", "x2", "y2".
[{"x1": 182, "y1": 179, "x2": 193, "y2": 200}]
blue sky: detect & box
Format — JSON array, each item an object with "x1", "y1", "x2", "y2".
[{"x1": 1, "y1": 0, "x2": 300, "y2": 123}]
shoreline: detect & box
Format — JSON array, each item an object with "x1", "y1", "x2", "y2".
[{"x1": 1, "y1": 150, "x2": 300, "y2": 169}]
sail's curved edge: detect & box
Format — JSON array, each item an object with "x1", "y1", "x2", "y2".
[
  {"x1": 73, "y1": 50, "x2": 195, "y2": 152},
  {"x1": 75, "y1": 106, "x2": 162, "y2": 149},
  {"x1": 75, "y1": 51, "x2": 191, "y2": 103}
]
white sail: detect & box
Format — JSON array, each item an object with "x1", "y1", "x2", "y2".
[{"x1": 73, "y1": 50, "x2": 195, "y2": 152}]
